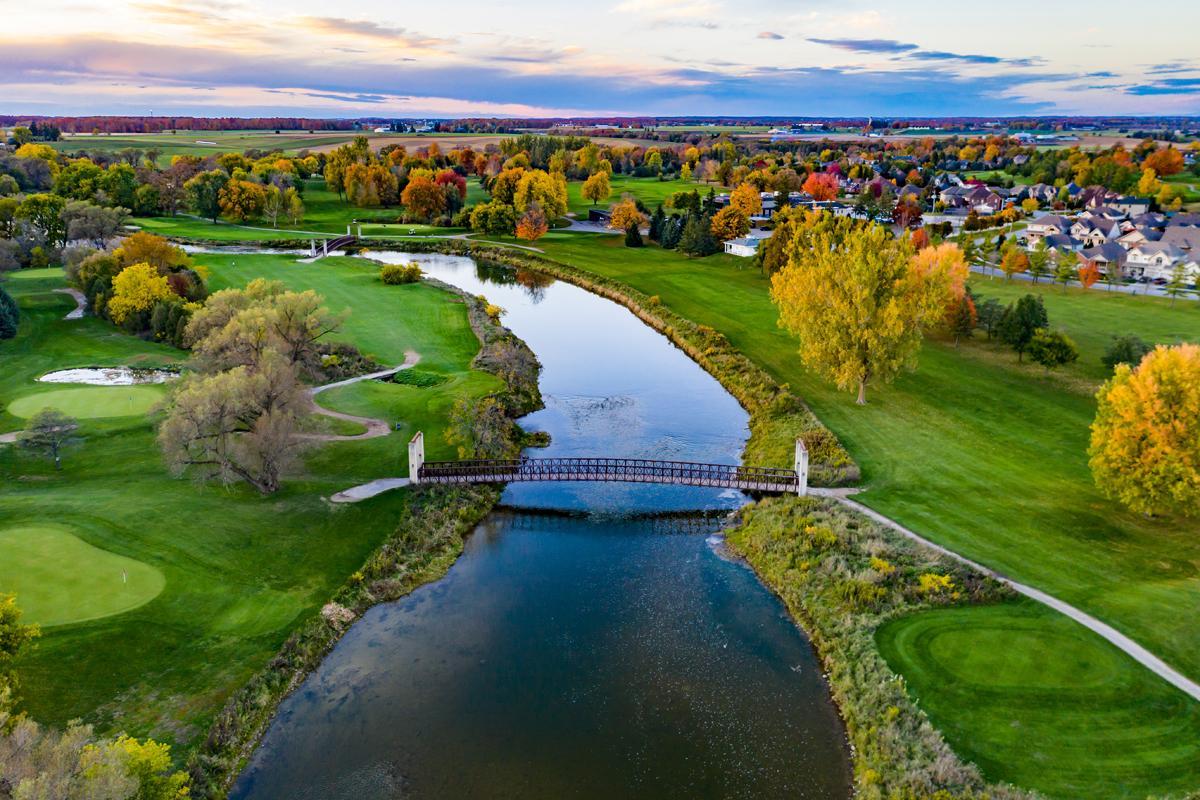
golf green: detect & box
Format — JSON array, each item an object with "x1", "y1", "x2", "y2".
[
  {"x1": 0, "y1": 525, "x2": 166, "y2": 627},
  {"x1": 876, "y1": 600, "x2": 1200, "y2": 799},
  {"x1": 8, "y1": 385, "x2": 166, "y2": 419}
]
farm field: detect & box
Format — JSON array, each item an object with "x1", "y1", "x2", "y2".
[
  {"x1": 0, "y1": 255, "x2": 498, "y2": 745},
  {"x1": 50, "y1": 130, "x2": 359, "y2": 159}
]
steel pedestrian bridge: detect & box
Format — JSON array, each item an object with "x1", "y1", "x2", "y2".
[{"x1": 407, "y1": 433, "x2": 810, "y2": 495}]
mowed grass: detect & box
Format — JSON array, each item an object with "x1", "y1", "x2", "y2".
[
  {"x1": 8, "y1": 385, "x2": 166, "y2": 419},
  {"x1": 529, "y1": 233, "x2": 1200, "y2": 796},
  {"x1": 566, "y1": 175, "x2": 724, "y2": 217},
  {"x1": 877, "y1": 600, "x2": 1200, "y2": 799},
  {"x1": 1, "y1": 259, "x2": 495, "y2": 745},
  {"x1": 50, "y1": 131, "x2": 360, "y2": 159},
  {"x1": 0, "y1": 525, "x2": 166, "y2": 627}
]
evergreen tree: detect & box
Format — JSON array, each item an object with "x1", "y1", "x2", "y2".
[
  {"x1": 0, "y1": 284, "x2": 18, "y2": 339},
  {"x1": 678, "y1": 215, "x2": 716, "y2": 258},
  {"x1": 624, "y1": 222, "x2": 644, "y2": 248},
  {"x1": 945, "y1": 293, "x2": 977, "y2": 347},
  {"x1": 661, "y1": 216, "x2": 681, "y2": 250},
  {"x1": 997, "y1": 294, "x2": 1049, "y2": 361}
]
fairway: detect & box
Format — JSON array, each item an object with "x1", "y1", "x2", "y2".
[
  {"x1": 0, "y1": 525, "x2": 166, "y2": 627},
  {"x1": 8, "y1": 385, "x2": 166, "y2": 419},
  {"x1": 877, "y1": 601, "x2": 1200, "y2": 799}
]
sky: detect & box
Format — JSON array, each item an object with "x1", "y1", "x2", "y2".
[{"x1": 2, "y1": 0, "x2": 1199, "y2": 118}]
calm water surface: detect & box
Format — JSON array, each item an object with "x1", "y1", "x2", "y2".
[{"x1": 228, "y1": 252, "x2": 852, "y2": 799}]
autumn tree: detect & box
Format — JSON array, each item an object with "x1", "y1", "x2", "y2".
[
  {"x1": 771, "y1": 224, "x2": 967, "y2": 403},
  {"x1": 218, "y1": 180, "x2": 267, "y2": 222},
  {"x1": 108, "y1": 262, "x2": 176, "y2": 324},
  {"x1": 945, "y1": 292, "x2": 977, "y2": 347},
  {"x1": 446, "y1": 395, "x2": 513, "y2": 459},
  {"x1": 516, "y1": 204, "x2": 549, "y2": 244},
  {"x1": 0, "y1": 591, "x2": 39, "y2": 712},
  {"x1": 581, "y1": 172, "x2": 611, "y2": 206},
  {"x1": 284, "y1": 187, "x2": 305, "y2": 226},
  {"x1": 729, "y1": 182, "x2": 762, "y2": 216},
  {"x1": 1143, "y1": 146, "x2": 1185, "y2": 177},
  {"x1": 1078, "y1": 262, "x2": 1101, "y2": 291},
  {"x1": 1089, "y1": 344, "x2": 1200, "y2": 516},
  {"x1": 1028, "y1": 328, "x2": 1079, "y2": 375},
  {"x1": 802, "y1": 172, "x2": 839, "y2": 201},
  {"x1": 710, "y1": 206, "x2": 750, "y2": 242},
  {"x1": 608, "y1": 198, "x2": 646, "y2": 232},
  {"x1": 999, "y1": 246, "x2": 1030, "y2": 284},
  {"x1": 115, "y1": 231, "x2": 194, "y2": 274},
  {"x1": 401, "y1": 175, "x2": 447, "y2": 220},
  {"x1": 16, "y1": 408, "x2": 81, "y2": 470},
  {"x1": 514, "y1": 169, "x2": 568, "y2": 219}
]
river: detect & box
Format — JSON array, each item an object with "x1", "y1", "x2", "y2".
[{"x1": 227, "y1": 251, "x2": 853, "y2": 799}]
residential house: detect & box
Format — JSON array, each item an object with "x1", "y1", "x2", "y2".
[
  {"x1": 1083, "y1": 205, "x2": 1126, "y2": 222},
  {"x1": 1125, "y1": 243, "x2": 1189, "y2": 280},
  {"x1": 1026, "y1": 214, "x2": 1072, "y2": 241},
  {"x1": 724, "y1": 237, "x2": 760, "y2": 257},
  {"x1": 1080, "y1": 185, "x2": 1121, "y2": 208},
  {"x1": 1161, "y1": 226, "x2": 1200, "y2": 253},
  {"x1": 1081, "y1": 242, "x2": 1128, "y2": 276},
  {"x1": 1070, "y1": 216, "x2": 1122, "y2": 247},
  {"x1": 1111, "y1": 196, "x2": 1151, "y2": 217},
  {"x1": 1130, "y1": 212, "x2": 1167, "y2": 229},
  {"x1": 1117, "y1": 228, "x2": 1162, "y2": 249},
  {"x1": 1043, "y1": 233, "x2": 1083, "y2": 252},
  {"x1": 1168, "y1": 213, "x2": 1200, "y2": 228},
  {"x1": 1027, "y1": 183, "x2": 1058, "y2": 204}
]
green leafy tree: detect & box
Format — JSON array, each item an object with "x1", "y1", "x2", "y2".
[
  {"x1": 0, "y1": 284, "x2": 19, "y2": 339},
  {"x1": 1028, "y1": 240, "x2": 1052, "y2": 284},
  {"x1": 16, "y1": 407, "x2": 81, "y2": 470},
  {"x1": 1028, "y1": 328, "x2": 1080, "y2": 375},
  {"x1": 0, "y1": 591, "x2": 40, "y2": 712},
  {"x1": 1165, "y1": 263, "x2": 1192, "y2": 307},
  {"x1": 1102, "y1": 334, "x2": 1152, "y2": 372},
  {"x1": 997, "y1": 294, "x2": 1048, "y2": 362},
  {"x1": 1053, "y1": 256, "x2": 1078, "y2": 293},
  {"x1": 445, "y1": 395, "x2": 512, "y2": 459},
  {"x1": 945, "y1": 292, "x2": 977, "y2": 347},
  {"x1": 16, "y1": 194, "x2": 67, "y2": 245},
  {"x1": 185, "y1": 170, "x2": 230, "y2": 223}
]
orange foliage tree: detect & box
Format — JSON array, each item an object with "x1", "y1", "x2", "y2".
[
  {"x1": 1089, "y1": 344, "x2": 1200, "y2": 516},
  {"x1": 516, "y1": 204, "x2": 549, "y2": 244},
  {"x1": 1143, "y1": 147, "x2": 1185, "y2": 177},
  {"x1": 802, "y1": 172, "x2": 840, "y2": 201},
  {"x1": 729, "y1": 182, "x2": 763, "y2": 216},
  {"x1": 1078, "y1": 263, "x2": 1101, "y2": 290},
  {"x1": 217, "y1": 180, "x2": 266, "y2": 222},
  {"x1": 910, "y1": 228, "x2": 930, "y2": 250},
  {"x1": 607, "y1": 198, "x2": 646, "y2": 231},
  {"x1": 401, "y1": 175, "x2": 447, "y2": 220}
]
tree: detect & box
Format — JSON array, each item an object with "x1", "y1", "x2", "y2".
[
  {"x1": 710, "y1": 205, "x2": 750, "y2": 242},
  {"x1": 1137, "y1": 167, "x2": 1162, "y2": 197},
  {"x1": 0, "y1": 284, "x2": 18, "y2": 339},
  {"x1": 513, "y1": 169, "x2": 568, "y2": 219},
  {"x1": 998, "y1": 246, "x2": 1030, "y2": 284},
  {"x1": 262, "y1": 187, "x2": 284, "y2": 228},
  {"x1": 1053, "y1": 256, "x2": 1078, "y2": 293},
  {"x1": 581, "y1": 172, "x2": 611, "y2": 206},
  {"x1": 61, "y1": 202, "x2": 130, "y2": 247},
  {"x1": 158, "y1": 357, "x2": 307, "y2": 495},
  {"x1": 1165, "y1": 263, "x2": 1191, "y2": 307},
  {"x1": 218, "y1": 179, "x2": 266, "y2": 223},
  {"x1": 16, "y1": 408, "x2": 81, "y2": 470},
  {"x1": 802, "y1": 172, "x2": 839, "y2": 201},
  {"x1": 516, "y1": 204, "x2": 549, "y2": 244},
  {"x1": 771, "y1": 223, "x2": 967, "y2": 404},
  {"x1": 608, "y1": 198, "x2": 646, "y2": 232},
  {"x1": 997, "y1": 294, "x2": 1048, "y2": 361},
  {"x1": 284, "y1": 187, "x2": 305, "y2": 226},
  {"x1": 185, "y1": 170, "x2": 229, "y2": 223},
  {"x1": 677, "y1": 214, "x2": 716, "y2": 258},
  {"x1": 108, "y1": 263, "x2": 175, "y2": 324},
  {"x1": 16, "y1": 194, "x2": 67, "y2": 245},
  {"x1": 1028, "y1": 240, "x2": 1051, "y2": 284},
  {"x1": 975, "y1": 297, "x2": 1005, "y2": 339},
  {"x1": 1021, "y1": 198, "x2": 1040, "y2": 214},
  {"x1": 1144, "y1": 146, "x2": 1185, "y2": 177},
  {"x1": 729, "y1": 182, "x2": 762, "y2": 216},
  {"x1": 1102, "y1": 334, "x2": 1152, "y2": 372},
  {"x1": 1028, "y1": 328, "x2": 1079, "y2": 375},
  {"x1": 115, "y1": 231, "x2": 194, "y2": 274},
  {"x1": 1078, "y1": 262, "x2": 1102, "y2": 291},
  {"x1": 401, "y1": 175, "x2": 447, "y2": 220},
  {"x1": 1, "y1": 591, "x2": 39, "y2": 711},
  {"x1": 945, "y1": 292, "x2": 977, "y2": 346},
  {"x1": 1089, "y1": 344, "x2": 1200, "y2": 516}
]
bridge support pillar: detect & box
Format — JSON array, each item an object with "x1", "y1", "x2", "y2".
[
  {"x1": 310, "y1": 238, "x2": 316, "y2": 257},
  {"x1": 322, "y1": 239, "x2": 328, "y2": 257},
  {"x1": 357, "y1": 224, "x2": 362, "y2": 239},
  {"x1": 409, "y1": 431, "x2": 425, "y2": 483},
  {"x1": 347, "y1": 224, "x2": 352, "y2": 236},
  {"x1": 794, "y1": 438, "x2": 809, "y2": 496}
]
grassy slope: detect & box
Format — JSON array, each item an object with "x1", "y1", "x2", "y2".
[
  {"x1": 876, "y1": 600, "x2": 1200, "y2": 799},
  {"x1": 533, "y1": 235, "x2": 1200, "y2": 678},
  {"x1": 2, "y1": 258, "x2": 496, "y2": 745},
  {"x1": 566, "y1": 175, "x2": 723, "y2": 217}
]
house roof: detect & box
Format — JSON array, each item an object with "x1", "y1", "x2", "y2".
[
  {"x1": 1168, "y1": 213, "x2": 1200, "y2": 228},
  {"x1": 1115, "y1": 196, "x2": 1150, "y2": 207},
  {"x1": 1030, "y1": 214, "x2": 1070, "y2": 230},
  {"x1": 1129, "y1": 243, "x2": 1187, "y2": 260},
  {"x1": 1161, "y1": 227, "x2": 1200, "y2": 250},
  {"x1": 1044, "y1": 233, "x2": 1081, "y2": 249},
  {"x1": 1130, "y1": 212, "x2": 1166, "y2": 229},
  {"x1": 725, "y1": 237, "x2": 759, "y2": 247},
  {"x1": 1083, "y1": 243, "x2": 1127, "y2": 262}
]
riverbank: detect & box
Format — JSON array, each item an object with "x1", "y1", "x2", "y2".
[{"x1": 725, "y1": 494, "x2": 1034, "y2": 800}]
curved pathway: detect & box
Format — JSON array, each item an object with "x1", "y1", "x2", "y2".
[
  {"x1": 812, "y1": 487, "x2": 1200, "y2": 702},
  {"x1": 302, "y1": 351, "x2": 419, "y2": 441},
  {"x1": 53, "y1": 288, "x2": 87, "y2": 319}
]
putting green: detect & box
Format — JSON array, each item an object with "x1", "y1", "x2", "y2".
[
  {"x1": 877, "y1": 600, "x2": 1200, "y2": 799},
  {"x1": 8, "y1": 385, "x2": 165, "y2": 419},
  {"x1": 0, "y1": 525, "x2": 166, "y2": 627}
]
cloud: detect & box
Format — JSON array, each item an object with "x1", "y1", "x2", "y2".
[
  {"x1": 610, "y1": 0, "x2": 722, "y2": 28},
  {"x1": 757, "y1": 31, "x2": 783, "y2": 40},
  {"x1": 808, "y1": 38, "x2": 917, "y2": 53},
  {"x1": 296, "y1": 16, "x2": 452, "y2": 49}
]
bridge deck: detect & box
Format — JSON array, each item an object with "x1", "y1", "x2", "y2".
[{"x1": 418, "y1": 457, "x2": 799, "y2": 493}]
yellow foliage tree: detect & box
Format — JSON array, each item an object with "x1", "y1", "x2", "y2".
[
  {"x1": 710, "y1": 206, "x2": 750, "y2": 242},
  {"x1": 581, "y1": 172, "x2": 611, "y2": 206},
  {"x1": 1137, "y1": 168, "x2": 1162, "y2": 197},
  {"x1": 730, "y1": 182, "x2": 762, "y2": 216},
  {"x1": 1089, "y1": 344, "x2": 1200, "y2": 516},
  {"x1": 514, "y1": 169, "x2": 568, "y2": 219},
  {"x1": 108, "y1": 263, "x2": 176, "y2": 324},
  {"x1": 607, "y1": 198, "x2": 646, "y2": 232},
  {"x1": 218, "y1": 180, "x2": 267, "y2": 222},
  {"x1": 516, "y1": 205, "x2": 549, "y2": 244},
  {"x1": 771, "y1": 223, "x2": 967, "y2": 404}
]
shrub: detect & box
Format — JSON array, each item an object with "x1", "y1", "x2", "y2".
[{"x1": 380, "y1": 262, "x2": 424, "y2": 285}]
